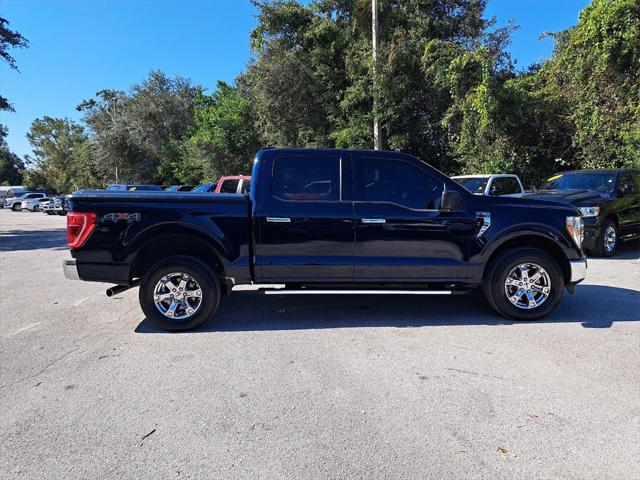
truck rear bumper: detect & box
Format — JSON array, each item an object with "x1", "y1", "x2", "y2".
[
  {"x1": 63, "y1": 259, "x2": 80, "y2": 280},
  {"x1": 569, "y1": 257, "x2": 587, "y2": 284},
  {"x1": 63, "y1": 259, "x2": 131, "y2": 284}
]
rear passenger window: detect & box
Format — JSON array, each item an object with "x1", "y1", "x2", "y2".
[
  {"x1": 219, "y1": 180, "x2": 239, "y2": 193},
  {"x1": 490, "y1": 177, "x2": 520, "y2": 195},
  {"x1": 240, "y1": 180, "x2": 251, "y2": 194},
  {"x1": 272, "y1": 158, "x2": 340, "y2": 201},
  {"x1": 362, "y1": 158, "x2": 443, "y2": 210}
]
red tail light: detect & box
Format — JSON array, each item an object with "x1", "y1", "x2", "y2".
[{"x1": 67, "y1": 212, "x2": 97, "y2": 249}]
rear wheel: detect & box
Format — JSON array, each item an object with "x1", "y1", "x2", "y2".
[
  {"x1": 33, "y1": 205, "x2": 39, "y2": 212},
  {"x1": 12, "y1": 203, "x2": 20, "y2": 211},
  {"x1": 139, "y1": 255, "x2": 220, "y2": 331},
  {"x1": 483, "y1": 248, "x2": 564, "y2": 320}
]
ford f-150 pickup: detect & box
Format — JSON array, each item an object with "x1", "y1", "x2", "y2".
[{"x1": 63, "y1": 148, "x2": 587, "y2": 331}]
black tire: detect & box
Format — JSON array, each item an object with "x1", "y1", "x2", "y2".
[
  {"x1": 33, "y1": 205, "x2": 39, "y2": 212},
  {"x1": 11, "y1": 203, "x2": 20, "y2": 211},
  {"x1": 589, "y1": 219, "x2": 617, "y2": 257},
  {"x1": 139, "y1": 255, "x2": 221, "y2": 331},
  {"x1": 483, "y1": 248, "x2": 564, "y2": 321}
]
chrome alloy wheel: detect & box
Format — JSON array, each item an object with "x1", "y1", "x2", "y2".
[
  {"x1": 504, "y1": 263, "x2": 551, "y2": 310},
  {"x1": 604, "y1": 225, "x2": 617, "y2": 254},
  {"x1": 153, "y1": 272, "x2": 203, "y2": 320}
]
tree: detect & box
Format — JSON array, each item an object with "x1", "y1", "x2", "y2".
[
  {"x1": 540, "y1": 0, "x2": 640, "y2": 170},
  {"x1": 188, "y1": 80, "x2": 262, "y2": 178},
  {"x1": 26, "y1": 116, "x2": 89, "y2": 192},
  {"x1": 0, "y1": 126, "x2": 24, "y2": 185},
  {"x1": 0, "y1": 16, "x2": 29, "y2": 112},
  {"x1": 78, "y1": 71, "x2": 201, "y2": 184},
  {"x1": 246, "y1": 0, "x2": 502, "y2": 170}
]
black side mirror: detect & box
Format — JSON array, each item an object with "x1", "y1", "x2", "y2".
[{"x1": 441, "y1": 188, "x2": 466, "y2": 212}]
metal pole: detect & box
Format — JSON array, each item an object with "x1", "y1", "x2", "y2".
[{"x1": 372, "y1": 0, "x2": 382, "y2": 150}]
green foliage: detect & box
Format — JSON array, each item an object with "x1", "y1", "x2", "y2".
[
  {"x1": 26, "y1": 116, "x2": 89, "y2": 192},
  {"x1": 541, "y1": 0, "x2": 640, "y2": 170},
  {"x1": 0, "y1": 126, "x2": 24, "y2": 185},
  {"x1": 77, "y1": 71, "x2": 201, "y2": 184},
  {"x1": 0, "y1": 16, "x2": 29, "y2": 112},
  {"x1": 189, "y1": 80, "x2": 262, "y2": 178}
]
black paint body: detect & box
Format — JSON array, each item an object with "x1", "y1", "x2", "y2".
[{"x1": 67, "y1": 149, "x2": 584, "y2": 287}]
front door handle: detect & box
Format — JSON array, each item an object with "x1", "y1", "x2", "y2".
[
  {"x1": 266, "y1": 217, "x2": 291, "y2": 223},
  {"x1": 362, "y1": 218, "x2": 386, "y2": 224}
]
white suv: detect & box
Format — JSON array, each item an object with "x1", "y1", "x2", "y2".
[{"x1": 5, "y1": 192, "x2": 47, "y2": 211}]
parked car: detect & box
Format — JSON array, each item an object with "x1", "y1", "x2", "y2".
[
  {"x1": 63, "y1": 148, "x2": 587, "y2": 331},
  {"x1": 452, "y1": 174, "x2": 525, "y2": 197},
  {"x1": 165, "y1": 185, "x2": 197, "y2": 192},
  {"x1": 215, "y1": 176, "x2": 251, "y2": 194},
  {"x1": 525, "y1": 169, "x2": 640, "y2": 256},
  {"x1": 43, "y1": 196, "x2": 68, "y2": 215},
  {"x1": 106, "y1": 184, "x2": 164, "y2": 192},
  {"x1": 39, "y1": 198, "x2": 52, "y2": 213},
  {"x1": 21, "y1": 196, "x2": 50, "y2": 212},
  {"x1": 0, "y1": 186, "x2": 27, "y2": 207},
  {"x1": 5, "y1": 192, "x2": 47, "y2": 211},
  {"x1": 190, "y1": 183, "x2": 218, "y2": 193}
]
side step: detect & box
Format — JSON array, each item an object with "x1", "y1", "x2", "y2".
[{"x1": 263, "y1": 289, "x2": 456, "y2": 296}]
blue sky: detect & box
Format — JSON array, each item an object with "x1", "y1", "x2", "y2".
[{"x1": 1, "y1": 0, "x2": 589, "y2": 159}]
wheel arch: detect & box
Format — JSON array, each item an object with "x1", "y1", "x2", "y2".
[
  {"x1": 129, "y1": 228, "x2": 227, "y2": 283},
  {"x1": 482, "y1": 234, "x2": 572, "y2": 284}
]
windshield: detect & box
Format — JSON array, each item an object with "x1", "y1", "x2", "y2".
[
  {"x1": 192, "y1": 183, "x2": 213, "y2": 192},
  {"x1": 454, "y1": 177, "x2": 488, "y2": 194},
  {"x1": 541, "y1": 172, "x2": 616, "y2": 192}
]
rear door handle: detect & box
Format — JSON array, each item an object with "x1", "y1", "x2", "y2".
[
  {"x1": 266, "y1": 217, "x2": 291, "y2": 223},
  {"x1": 362, "y1": 218, "x2": 386, "y2": 224}
]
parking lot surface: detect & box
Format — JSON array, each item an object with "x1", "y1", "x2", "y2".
[{"x1": 1, "y1": 208, "x2": 639, "y2": 479}]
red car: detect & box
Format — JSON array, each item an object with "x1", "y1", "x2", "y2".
[{"x1": 215, "y1": 176, "x2": 251, "y2": 194}]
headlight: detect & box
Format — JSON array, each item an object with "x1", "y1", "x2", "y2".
[
  {"x1": 578, "y1": 206, "x2": 600, "y2": 217},
  {"x1": 566, "y1": 216, "x2": 584, "y2": 247}
]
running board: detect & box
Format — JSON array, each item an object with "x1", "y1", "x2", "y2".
[{"x1": 263, "y1": 289, "x2": 454, "y2": 295}]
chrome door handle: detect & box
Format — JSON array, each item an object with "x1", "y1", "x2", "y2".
[
  {"x1": 266, "y1": 217, "x2": 291, "y2": 223},
  {"x1": 362, "y1": 218, "x2": 386, "y2": 224}
]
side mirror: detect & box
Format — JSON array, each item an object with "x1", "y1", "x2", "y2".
[{"x1": 441, "y1": 188, "x2": 466, "y2": 212}]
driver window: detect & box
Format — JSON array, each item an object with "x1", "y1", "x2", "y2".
[
  {"x1": 362, "y1": 158, "x2": 443, "y2": 210},
  {"x1": 620, "y1": 173, "x2": 636, "y2": 194}
]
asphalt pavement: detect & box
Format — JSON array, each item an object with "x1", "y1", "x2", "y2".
[{"x1": 1, "y1": 208, "x2": 639, "y2": 479}]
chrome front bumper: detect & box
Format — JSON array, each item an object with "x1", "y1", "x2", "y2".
[
  {"x1": 63, "y1": 259, "x2": 80, "y2": 281},
  {"x1": 569, "y1": 257, "x2": 587, "y2": 284}
]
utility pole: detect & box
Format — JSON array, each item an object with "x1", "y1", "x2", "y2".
[{"x1": 372, "y1": 0, "x2": 382, "y2": 150}]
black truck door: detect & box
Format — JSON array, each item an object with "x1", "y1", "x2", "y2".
[
  {"x1": 353, "y1": 154, "x2": 476, "y2": 282},
  {"x1": 254, "y1": 152, "x2": 355, "y2": 282},
  {"x1": 616, "y1": 171, "x2": 640, "y2": 237}
]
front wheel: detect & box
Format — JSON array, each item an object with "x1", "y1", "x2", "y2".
[
  {"x1": 32, "y1": 205, "x2": 39, "y2": 212},
  {"x1": 483, "y1": 248, "x2": 564, "y2": 320},
  {"x1": 590, "y1": 219, "x2": 617, "y2": 257},
  {"x1": 12, "y1": 204, "x2": 21, "y2": 211},
  {"x1": 139, "y1": 255, "x2": 220, "y2": 331}
]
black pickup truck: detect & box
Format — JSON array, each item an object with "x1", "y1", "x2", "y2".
[
  {"x1": 525, "y1": 169, "x2": 640, "y2": 256},
  {"x1": 63, "y1": 149, "x2": 587, "y2": 331}
]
